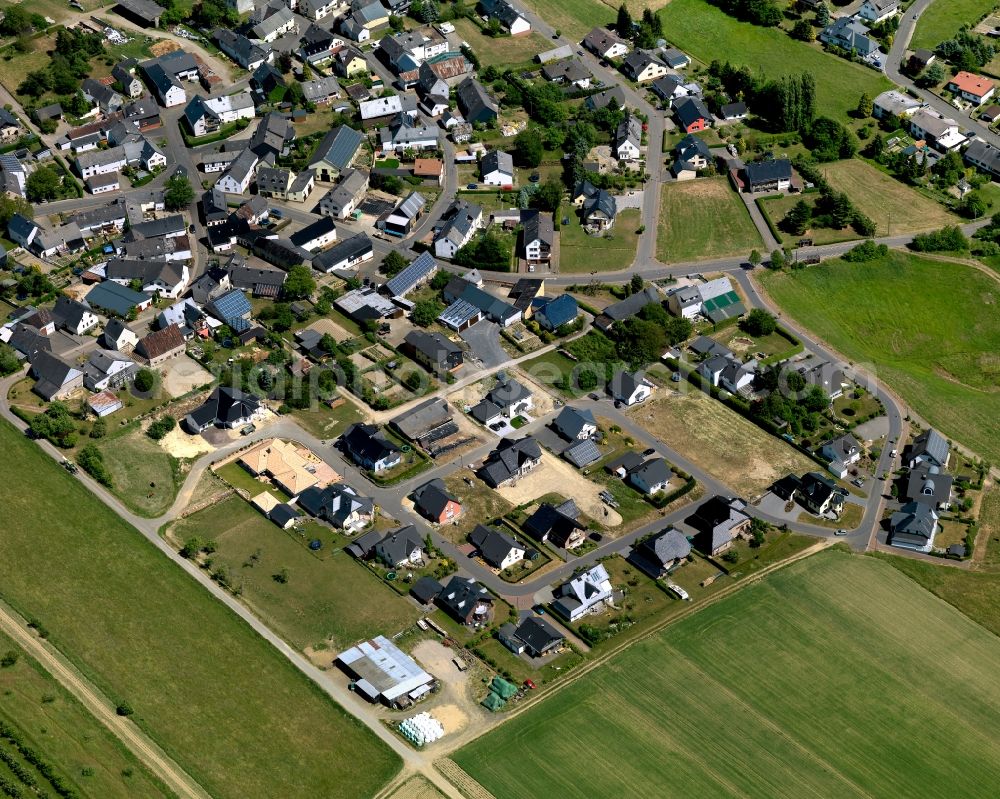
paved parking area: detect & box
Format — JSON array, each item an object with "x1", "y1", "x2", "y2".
[{"x1": 755, "y1": 491, "x2": 801, "y2": 523}]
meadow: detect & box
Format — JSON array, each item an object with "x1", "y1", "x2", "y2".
[
  {"x1": 561, "y1": 208, "x2": 641, "y2": 273},
  {"x1": 0, "y1": 422, "x2": 399, "y2": 799},
  {"x1": 454, "y1": 551, "x2": 1000, "y2": 798},
  {"x1": 910, "y1": 0, "x2": 998, "y2": 50},
  {"x1": 658, "y1": 0, "x2": 892, "y2": 121},
  {"x1": 657, "y1": 177, "x2": 763, "y2": 262},
  {"x1": 760, "y1": 252, "x2": 1000, "y2": 463}
]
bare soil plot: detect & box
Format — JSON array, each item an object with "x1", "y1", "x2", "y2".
[
  {"x1": 159, "y1": 426, "x2": 215, "y2": 459},
  {"x1": 629, "y1": 393, "x2": 815, "y2": 498},
  {"x1": 303, "y1": 317, "x2": 354, "y2": 343},
  {"x1": 161, "y1": 354, "x2": 215, "y2": 398}
]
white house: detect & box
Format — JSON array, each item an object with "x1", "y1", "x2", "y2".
[
  {"x1": 858, "y1": 0, "x2": 900, "y2": 24},
  {"x1": 216, "y1": 149, "x2": 259, "y2": 195},
  {"x1": 552, "y1": 564, "x2": 614, "y2": 622},
  {"x1": 299, "y1": 0, "x2": 342, "y2": 21},
  {"x1": 609, "y1": 370, "x2": 652, "y2": 406},
  {"x1": 481, "y1": 149, "x2": 514, "y2": 186}
]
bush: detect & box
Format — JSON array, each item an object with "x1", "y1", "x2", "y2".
[
  {"x1": 842, "y1": 239, "x2": 888, "y2": 262},
  {"x1": 77, "y1": 444, "x2": 112, "y2": 487},
  {"x1": 740, "y1": 308, "x2": 777, "y2": 337},
  {"x1": 146, "y1": 415, "x2": 176, "y2": 440},
  {"x1": 909, "y1": 225, "x2": 968, "y2": 253},
  {"x1": 0, "y1": 651, "x2": 18, "y2": 668},
  {"x1": 133, "y1": 369, "x2": 155, "y2": 393},
  {"x1": 115, "y1": 702, "x2": 134, "y2": 717}
]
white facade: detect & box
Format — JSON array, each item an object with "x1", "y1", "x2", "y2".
[{"x1": 161, "y1": 84, "x2": 186, "y2": 108}]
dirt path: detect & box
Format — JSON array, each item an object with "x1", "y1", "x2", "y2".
[{"x1": 0, "y1": 600, "x2": 212, "y2": 799}]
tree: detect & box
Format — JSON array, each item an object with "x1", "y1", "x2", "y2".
[
  {"x1": 283, "y1": 264, "x2": 316, "y2": 300},
  {"x1": 134, "y1": 369, "x2": 155, "y2": 393},
  {"x1": 748, "y1": 249, "x2": 762, "y2": 267},
  {"x1": 961, "y1": 190, "x2": 988, "y2": 219},
  {"x1": 0, "y1": 5, "x2": 31, "y2": 36},
  {"x1": 180, "y1": 537, "x2": 203, "y2": 558},
  {"x1": 616, "y1": 3, "x2": 633, "y2": 36},
  {"x1": 0, "y1": 650, "x2": 18, "y2": 668},
  {"x1": 89, "y1": 416, "x2": 107, "y2": 439},
  {"x1": 805, "y1": 117, "x2": 856, "y2": 161},
  {"x1": 26, "y1": 166, "x2": 61, "y2": 202},
  {"x1": 856, "y1": 92, "x2": 873, "y2": 118},
  {"x1": 147, "y1": 415, "x2": 176, "y2": 440},
  {"x1": 164, "y1": 173, "x2": 194, "y2": 211},
  {"x1": 741, "y1": 308, "x2": 777, "y2": 337},
  {"x1": 270, "y1": 303, "x2": 295, "y2": 331},
  {"x1": 0, "y1": 195, "x2": 31, "y2": 229},
  {"x1": 629, "y1": 273, "x2": 644, "y2": 294},
  {"x1": 917, "y1": 61, "x2": 945, "y2": 88},
  {"x1": 932, "y1": 149, "x2": 964, "y2": 186},
  {"x1": 19, "y1": 69, "x2": 51, "y2": 97},
  {"x1": 814, "y1": 3, "x2": 830, "y2": 27},
  {"x1": 791, "y1": 19, "x2": 814, "y2": 42},
  {"x1": 77, "y1": 444, "x2": 112, "y2": 486},
  {"x1": 380, "y1": 250, "x2": 409, "y2": 278},
  {"x1": 0, "y1": 343, "x2": 20, "y2": 376},
  {"x1": 412, "y1": 298, "x2": 444, "y2": 327},
  {"x1": 769, "y1": 248, "x2": 786, "y2": 269},
  {"x1": 513, "y1": 127, "x2": 543, "y2": 167},
  {"x1": 783, "y1": 200, "x2": 812, "y2": 235},
  {"x1": 531, "y1": 179, "x2": 563, "y2": 212}
]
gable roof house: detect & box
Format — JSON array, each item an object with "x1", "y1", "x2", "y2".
[
  {"x1": 341, "y1": 423, "x2": 402, "y2": 473},
  {"x1": 251, "y1": 5, "x2": 297, "y2": 42},
  {"x1": 379, "y1": 112, "x2": 439, "y2": 153},
  {"x1": 523, "y1": 499, "x2": 587, "y2": 550},
  {"x1": 819, "y1": 16, "x2": 882, "y2": 60},
  {"x1": 31, "y1": 352, "x2": 84, "y2": 401},
  {"x1": 134, "y1": 324, "x2": 186, "y2": 366},
  {"x1": 872, "y1": 89, "x2": 923, "y2": 121},
  {"x1": 184, "y1": 386, "x2": 262, "y2": 432},
  {"x1": 471, "y1": 374, "x2": 533, "y2": 424},
  {"x1": 908, "y1": 109, "x2": 964, "y2": 151},
  {"x1": 298, "y1": 482, "x2": 375, "y2": 531},
  {"x1": 889, "y1": 501, "x2": 939, "y2": 552},
  {"x1": 583, "y1": 27, "x2": 630, "y2": 60},
  {"x1": 908, "y1": 428, "x2": 950, "y2": 470},
  {"x1": 673, "y1": 95, "x2": 711, "y2": 134},
  {"x1": 480, "y1": 149, "x2": 513, "y2": 186},
  {"x1": 82, "y1": 349, "x2": 138, "y2": 391},
  {"x1": 183, "y1": 92, "x2": 256, "y2": 137},
  {"x1": 533, "y1": 293, "x2": 578, "y2": 331},
  {"x1": 101, "y1": 318, "x2": 139, "y2": 352},
  {"x1": 309, "y1": 125, "x2": 366, "y2": 182},
  {"x1": 859, "y1": 0, "x2": 900, "y2": 24},
  {"x1": 374, "y1": 525, "x2": 425, "y2": 568},
  {"x1": 818, "y1": 433, "x2": 862, "y2": 479},
  {"x1": 289, "y1": 216, "x2": 337, "y2": 252},
  {"x1": 469, "y1": 524, "x2": 526, "y2": 570},
  {"x1": 609, "y1": 369, "x2": 652, "y2": 406},
  {"x1": 499, "y1": 617, "x2": 564, "y2": 658},
  {"x1": 586, "y1": 86, "x2": 628, "y2": 112},
  {"x1": 437, "y1": 576, "x2": 493, "y2": 625},
  {"x1": 947, "y1": 71, "x2": 996, "y2": 106},
  {"x1": 301, "y1": 75, "x2": 343, "y2": 106},
  {"x1": 312, "y1": 232, "x2": 375, "y2": 273},
  {"x1": 81, "y1": 79, "x2": 124, "y2": 114},
  {"x1": 319, "y1": 168, "x2": 370, "y2": 219},
  {"x1": 478, "y1": 435, "x2": 542, "y2": 488},
  {"x1": 51, "y1": 296, "x2": 100, "y2": 336},
  {"x1": 797, "y1": 471, "x2": 842, "y2": 517},
  {"x1": 85, "y1": 281, "x2": 151, "y2": 318},
  {"x1": 622, "y1": 50, "x2": 667, "y2": 83},
  {"x1": 456, "y1": 77, "x2": 499, "y2": 124},
  {"x1": 412, "y1": 478, "x2": 462, "y2": 524},
  {"x1": 404, "y1": 329, "x2": 463, "y2": 374},
  {"x1": 214, "y1": 29, "x2": 273, "y2": 72},
  {"x1": 112, "y1": 60, "x2": 144, "y2": 98},
  {"x1": 963, "y1": 138, "x2": 1000, "y2": 179},
  {"x1": 671, "y1": 133, "x2": 712, "y2": 179},
  {"x1": 627, "y1": 457, "x2": 671, "y2": 496},
  {"x1": 595, "y1": 284, "x2": 661, "y2": 330},
  {"x1": 739, "y1": 158, "x2": 793, "y2": 194},
  {"x1": 552, "y1": 564, "x2": 613, "y2": 622},
  {"x1": 905, "y1": 466, "x2": 953, "y2": 511},
  {"x1": 582, "y1": 188, "x2": 618, "y2": 232},
  {"x1": 433, "y1": 199, "x2": 484, "y2": 258},
  {"x1": 553, "y1": 405, "x2": 597, "y2": 441},
  {"x1": 541, "y1": 58, "x2": 592, "y2": 89},
  {"x1": 215, "y1": 148, "x2": 260, "y2": 195},
  {"x1": 613, "y1": 113, "x2": 643, "y2": 161},
  {"x1": 690, "y1": 495, "x2": 752, "y2": 556},
  {"x1": 628, "y1": 527, "x2": 691, "y2": 579},
  {"x1": 720, "y1": 101, "x2": 748, "y2": 121},
  {"x1": 481, "y1": 0, "x2": 531, "y2": 35}
]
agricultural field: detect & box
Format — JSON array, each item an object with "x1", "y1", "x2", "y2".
[
  {"x1": 658, "y1": 0, "x2": 892, "y2": 121},
  {"x1": 516, "y1": 0, "x2": 613, "y2": 42},
  {"x1": 0, "y1": 631, "x2": 169, "y2": 799},
  {"x1": 911, "y1": 0, "x2": 997, "y2": 50},
  {"x1": 629, "y1": 393, "x2": 815, "y2": 497},
  {"x1": 820, "y1": 159, "x2": 959, "y2": 236},
  {"x1": 452, "y1": 18, "x2": 551, "y2": 68},
  {"x1": 455, "y1": 551, "x2": 1000, "y2": 798},
  {"x1": 560, "y1": 208, "x2": 641, "y2": 273},
  {"x1": 388, "y1": 775, "x2": 448, "y2": 799},
  {"x1": 657, "y1": 178, "x2": 763, "y2": 263},
  {"x1": 166, "y1": 496, "x2": 420, "y2": 651},
  {"x1": 0, "y1": 422, "x2": 399, "y2": 799},
  {"x1": 760, "y1": 252, "x2": 1000, "y2": 464}
]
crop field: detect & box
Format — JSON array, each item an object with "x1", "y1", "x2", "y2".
[
  {"x1": 630, "y1": 393, "x2": 815, "y2": 497},
  {"x1": 821, "y1": 159, "x2": 958, "y2": 235},
  {"x1": 454, "y1": 551, "x2": 1000, "y2": 798},
  {"x1": 658, "y1": 0, "x2": 892, "y2": 121},
  {"x1": 0, "y1": 631, "x2": 169, "y2": 799},
  {"x1": 167, "y1": 496, "x2": 420, "y2": 651},
  {"x1": 911, "y1": 0, "x2": 998, "y2": 50},
  {"x1": 0, "y1": 422, "x2": 399, "y2": 799},
  {"x1": 658, "y1": 178, "x2": 763, "y2": 262},
  {"x1": 760, "y1": 252, "x2": 1000, "y2": 464}
]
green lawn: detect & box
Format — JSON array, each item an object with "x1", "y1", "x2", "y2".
[
  {"x1": 167, "y1": 496, "x2": 420, "y2": 651},
  {"x1": 560, "y1": 208, "x2": 641, "y2": 273},
  {"x1": 453, "y1": 18, "x2": 552, "y2": 68},
  {"x1": 911, "y1": 0, "x2": 998, "y2": 50},
  {"x1": 0, "y1": 421, "x2": 399, "y2": 799},
  {"x1": 0, "y1": 631, "x2": 169, "y2": 799},
  {"x1": 758, "y1": 192, "x2": 862, "y2": 246},
  {"x1": 659, "y1": 0, "x2": 892, "y2": 121},
  {"x1": 657, "y1": 177, "x2": 763, "y2": 262},
  {"x1": 96, "y1": 430, "x2": 180, "y2": 518},
  {"x1": 455, "y1": 551, "x2": 1000, "y2": 797},
  {"x1": 516, "y1": 0, "x2": 614, "y2": 42},
  {"x1": 760, "y1": 252, "x2": 1000, "y2": 464}
]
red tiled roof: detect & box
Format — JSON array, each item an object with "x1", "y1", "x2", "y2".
[{"x1": 949, "y1": 71, "x2": 995, "y2": 97}]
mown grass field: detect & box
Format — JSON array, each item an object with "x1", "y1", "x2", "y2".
[
  {"x1": 760, "y1": 252, "x2": 1000, "y2": 463},
  {"x1": 560, "y1": 208, "x2": 641, "y2": 273},
  {"x1": 517, "y1": 0, "x2": 614, "y2": 42},
  {"x1": 452, "y1": 18, "x2": 551, "y2": 68},
  {"x1": 96, "y1": 430, "x2": 180, "y2": 518},
  {"x1": 821, "y1": 159, "x2": 959, "y2": 236},
  {"x1": 759, "y1": 192, "x2": 861, "y2": 245},
  {"x1": 0, "y1": 631, "x2": 169, "y2": 799},
  {"x1": 455, "y1": 551, "x2": 1000, "y2": 798},
  {"x1": 657, "y1": 177, "x2": 763, "y2": 262},
  {"x1": 911, "y1": 0, "x2": 998, "y2": 50},
  {"x1": 0, "y1": 421, "x2": 399, "y2": 799},
  {"x1": 167, "y1": 496, "x2": 420, "y2": 651},
  {"x1": 658, "y1": 0, "x2": 892, "y2": 121}
]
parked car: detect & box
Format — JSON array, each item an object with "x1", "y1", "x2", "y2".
[
  {"x1": 835, "y1": 529, "x2": 848, "y2": 536},
  {"x1": 466, "y1": 183, "x2": 478, "y2": 189},
  {"x1": 523, "y1": 679, "x2": 536, "y2": 690},
  {"x1": 643, "y1": 448, "x2": 655, "y2": 456},
  {"x1": 240, "y1": 424, "x2": 256, "y2": 436},
  {"x1": 852, "y1": 477, "x2": 866, "y2": 488}
]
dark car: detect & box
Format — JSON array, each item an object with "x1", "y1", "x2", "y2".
[
  {"x1": 643, "y1": 448, "x2": 655, "y2": 456},
  {"x1": 466, "y1": 183, "x2": 478, "y2": 190}
]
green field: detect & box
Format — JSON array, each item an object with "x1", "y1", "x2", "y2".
[
  {"x1": 96, "y1": 430, "x2": 181, "y2": 518},
  {"x1": 517, "y1": 0, "x2": 615, "y2": 42},
  {"x1": 453, "y1": 18, "x2": 552, "y2": 68},
  {"x1": 455, "y1": 551, "x2": 1000, "y2": 797},
  {"x1": 760, "y1": 252, "x2": 1000, "y2": 463},
  {"x1": 0, "y1": 421, "x2": 399, "y2": 799},
  {"x1": 168, "y1": 496, "x2": 421, "y2": 651},
  {"x1": 561, "y1": 208, "x2": 641, "y2": 273},
  {"x1": 659, "y1": 0, "x2": 892, "y2": 120},
  {"x1": 0, "y1": 631, "x2": 169, "y2": 799},
  {"x1": 911, "y1": 0, "x2": 998, "y2": 50},
  {"x1": 658, "y1": 177, "x2": 763, "y2": 262}
]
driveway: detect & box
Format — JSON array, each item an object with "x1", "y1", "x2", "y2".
[{"x1": 460, "y1": 320, "x2": 508, "y2": 369}]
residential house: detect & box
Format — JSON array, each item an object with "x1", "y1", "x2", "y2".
[
  {"x1": 51, "y1": 296, "x2": 100, "y2": 335},
  {"x1": 442, "y1": 280, "x2": 520, "y2": 327},
  {"x1": 251, "y1": 63, "x2": 287, "y2": 101},
  {"x1": 818, "y1": 433, "x2": 862, "y2": 479},
  {"x1": 301, "y1": 482, "x2": 375, "y2": 531},
  {"x1": 671, "y1": 133, "x2": 712, "y2": 180},
  {"x1": 627, "y1": 457, "x2": 671, "y2": 496},
  {"x1": 87, "y1": 173, "x2": 121, "y2": 194},
  {"x1": 456, "y1": 77, "x2": 499, "y2": 124},
  {"x1": 582, "y1": 27, "x2": 629, "y2": 60},
  {"x1": 309, "y1": 125, "x2": 365, "y2": 182},
  {"x1": 628, "y1": 527, "x2": 691, "y2": 579},
  {"x1": 947, "y1": 71, "x2": 996, "y2": 106},
  {"x1": 661, "y1": 47, "x2": 690, "y2": 69},
  {"x1": 964, "y1": 138, "x2": 1000, "y2": 179},
  {"x1": 184, "y1": 386, "x2": 262, "y2": 432},
  {"x1": 622, "y1": 51, "x2": 667, "y2": 83},
  {"x1": 112, "y1": 60, "x2": 144, "y2": 98},
  {"x1": 228, "y1": 262, "x2": 286, "y2": 298},
  {"x1": 797, "y1": 471, "x2": 842, "y2": 516},
  {"x1": 819, "y1": 17, "x2": 881, "y2": 58},
  {"x1": 905, "y1": 466, "x2": 953, "y2": 511},
  {"x1": 471, "y1": 375, "x2": 533, "y2": 424},
  {"x1": 697, "y1": 351, "x2": 756, "y2": 394},
  {"x1": 31, "y1": 352, "x2": 84, "y2": 401},
  {"x1": 404, "y1": 329, "x2": 463, "y2": 374},
  {"x1": 374, "y1": 525, "x2": 424, "y2": 568},
  {"x1": 312, "y1": 233, "x2": 374, "y2": 272},
  {"x1": 889, "y1": 501, "x2": 939, "y2": 552},
  {"x1": 690, "y1": 495, "x2": 752, "y2": 556},
  {"x1": 319, "y1": 168, "x2": 370, "y2": 218},
  {"x1": 379, "y1": 113, "x2": 439, "y2": 153},
  {"x1": 609, "y1": 369, "x2": 652, "y2": 406},
  {"x1": 739, "y1": 159, "x2": 793, "y2": 193},
  {"x1": 873, "y1": 89, "x2": 923, "y2": 121},
  {"x1": 552, "y1": 564, "x2": 614, "y2": 622},
  {"x1": 335, "y1": 46, "x2": 369, "y2": 78},
  {"x1": 552, "y1": 405, "x2": 597, "y2": 441},
  {"x1": 541, "y1": 58, "x2": 592, "y2": 89},
  {"x1": 301, "y1": 76, "x2": 342, "y2": 106},
  {"x1": 82, "y1": 349, "x2": 137, "y2": 391},
  {"x1": 673, "y1": 95, "x2": 711, "y2": 133},
  {"x1": 433, "y1": 199, "x2": 483, "y2": 258},
  {"x1": 858, "y1": 0, "x2": 899, "y2": 24},
  {"x1": 412, "y1": 478, "x2": 461, "y2": 524},
  {"x1": 341, "y1": 423, "x2": 402, "y2": 473},
  {"x1": 498, "y1": 617, "x2": 564, "y2": 658},
  {"x1": 595, "y1": 285, "x2": 661, "y2": 330},
  {"x1": 299, "y1": 0, "x2": 341, "y2": 20},
  {"x1": 480, "y1": 0, "x2": 530, "y2": 35},
  {"x1": 134, "y1": 324, "x2": 186, "y2": 366},
  {"x1": 469, "y1": 524, "x2": 526, "y2": 570},
  {"x1": 437, "y1": 576, "x2": 493, "y2": 625},
  {"x1": 582, "y1": 189, "x2": 617, "y2": 232},
  {"x1": 908, "y1": 428, "x2": 950, "y2": 470},
  {"x1": 798, "y1": 360, "x2": 846, "y2": 400},
  {"x1": 613, "y1": 113, "x2": 643, "y2": 160},
  {"x1": 106, "y1": 259, "x2": 189, "y2": 299},
  {"x1": 720, "y1": 101, "x2": 748, "y2": 121},
  {"x1": 478, "y1": 436, "x2": 542, "y2": 488},
  {"x1": 523, "y1": 499, "x2": 586, "y2": 549},
  {"x1": 908, "y1": 109, "x2": 964, "y2": 151},
  {"x1": 585, "y1": 86, "x2": 628, "y2": 111},
  {"x1": 251, "y1": 5, "x2": 297, "y2": 42},
  {"x1": 216, "y1": 148, "x2": 260, "y2": 195},
  {"x1": 480, "y1": 149, "x2": 514, "y2": 186},
  {"x1": 81, "y1": 79, "x2": 124, "y2": 114},
  {"x1": 533, "y1": 293, "x2": 578, "y2": 331},
  {"x1": 214, "y1": 29, "x2": 273, "y2": 72},
  {"x1": 183, "y1": 92, "x2": 255, "y2": 137},
  {"x1": 101, "y1": 319, "x2": 139, "y2": 352},
  {"x1": 289, "y1": 216, "x2": 337, "y2": 252}
]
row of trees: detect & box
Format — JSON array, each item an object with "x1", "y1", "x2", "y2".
[
  {"x1": 708, "y1": 62, "x2": 817, "y2": 133},
  {"x1": 615, "y1": 5, "x2": 665, "y2": 50}
]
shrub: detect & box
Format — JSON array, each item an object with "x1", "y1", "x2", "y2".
[
  {"x1": 0, "y1": 651, "x2": 18, "y2": 668},
  {"x1": 77, "y1": 445, "x2": 112, "y2": 487},
  {"x1": 909, "y1": 225, "x2": 968, "y2": 253},
  {"x1": 842, "y1": 239, "x2": 888, "y2": 262},
  {"x1": 116, "y1": 702, "x2": 134, "y2": 717},
  {"x1": 146, "y1": 415, "x2": 176, "y2": 440},
  {"x1": 133, "y1": 369, "x2": 155, "y2": 393}
]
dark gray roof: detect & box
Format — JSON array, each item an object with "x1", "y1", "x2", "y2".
[
  {"x1": 890, "y1": 501, "x2": 937, "y2": 543},
  {"x1": 436, "y1": 576, "x2": 492, "y2": 621},
  {"x1": 375, "y1": 525, "x2": 423, "y2": 566},
  {"x1": 456, "y1": 77, "x2": 498, "y2": 123},
  {"x1": 289, "y1": 216, "x2": 338, "y2": 249},
  {"x1": 386, "y1": 251, "x2": 437, "y2": 297},
  {"x1": 744, "y1": 158, "x2": 793, "y2": 185},
  {"x1": 404, "y1": 330, "x2": 462, "y2": 367},
  {"x1": 412, "y1": 478, "x2": 458, "y2": 520},
  {"x1": 469, "y1": 524, "x2": 523, "y2": 568},
  {"x1": 609, "y1": 369, "x2": 645, "y2": 401},
  {"x1": 910, "y1": 428, "x2": 949, "y2": 467},
  {"x1": 553, "y1": 406, "x2": 596, "y2": 441},
  {"x1": 583, "y1": 189, "x2": 617, "y2": 221},
  {"x1": 510, "y1": 616, "x2": 563, "y2": 655},
  {"x1": 674, "y1": 96, "x2": 710, "y2": 128},
  {"x1": 479, "y1": 436, "x2": 542, "y2": 487},
  {"x1": 310, "y1": 125, "x2": 365, "y2": 172},
  {"x1": 905, "y1": 467, "x2": 953, "y2": 507},
  {"x1": 629, "y1": 456, "x2": 671, "y2": 486},
  {"x1": 640, "y1": 528, "x2": 691, "y2": 566}
]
